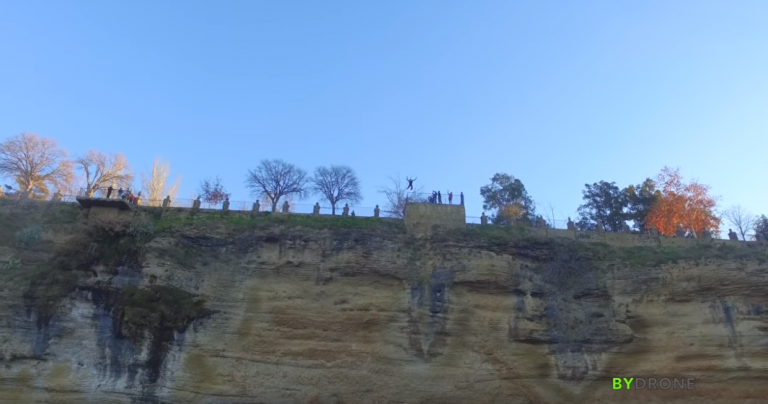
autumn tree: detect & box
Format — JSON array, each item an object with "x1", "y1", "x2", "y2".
[
  {"x1": 140, "y1": 158, "x2": 181, "y2": 206},
  {"x1": 74, "y1": 150, "x2": 133, "y2": 197},
  {"x1": 311, "y1": 165, "x2": 362, "y2": 215},
  {"x1": 723, "y1": 205, "x2": 755, "y2": 241},
  {"x1": 576, "y1": 181, "x2": 629, "y2": 232},
  {"x1": 378, "y1": 174, "x2": 426, "y2": 219},
  {"x1": 244, "y1": 159, "x2": 308, "y2": 212},
  {"x1": 0, "y1": 132, "x2": 73, "y2": 197},
  {"x1": 480, "y1": 173, "x2": 536, "y2": 225},
  {"x1": 198, "y1": 176, "x2": 230, "y2": 208},
  {"x1": 624, "y1": 178, "x2": 660, "y2": 231},
  {"x1": 645, "y1": 166, "x2": 720, "y2": 237}
]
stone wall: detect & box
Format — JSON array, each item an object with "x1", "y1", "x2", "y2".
[
  {"x1": 526, "y1": 227, "x2": 750, "y2": 249},
  {"x1": 404, "y1": 203, "x2": 466, "y2": 235}
]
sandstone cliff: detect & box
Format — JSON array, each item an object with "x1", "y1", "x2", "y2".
[{"x1": 1, "y1": 199, "x2": 768, "y2": 404}]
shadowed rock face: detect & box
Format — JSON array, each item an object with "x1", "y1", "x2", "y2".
[
  {"x1": 407, "y1": 270, "x2": 453, "y2": 359},
  {"x1": 2, "y1": 222, "x2": 768, "y2": 404},
  {"x1": 510, "y1": 258, "x2": 633, "y2": 380}
]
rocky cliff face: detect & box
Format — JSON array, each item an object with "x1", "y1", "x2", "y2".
[{"x1": 1, "y1": 201, "x2": 768, "y2": 404}]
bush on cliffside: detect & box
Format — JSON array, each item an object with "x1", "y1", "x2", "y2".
[
  {"x1": 22, "y1": 216, "x2": 158, "y2": 320},
  {"x1": 15, "y1": 225, "x2": 43, "y2": 249},
  {"x1": 115, "y1": 284, "x2": 211, "y2": 338}
]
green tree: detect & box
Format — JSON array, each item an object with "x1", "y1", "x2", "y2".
[
  {"x1": 624, "y1": 178, "x2": 660, "y2": 231},
  {"x1": 480, "y1": 173, "x2": 536, "y2": 225},
  {"x1": 576, "y1": 181, "x2": 628, "y2": 232},
  {"x1": 754, "y1": 215, "x2": 768, "y2": 241}
]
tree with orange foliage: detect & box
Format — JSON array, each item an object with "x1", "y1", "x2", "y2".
[{"x1": 645, "y1": 167, "x2": 720, "y2": 237}]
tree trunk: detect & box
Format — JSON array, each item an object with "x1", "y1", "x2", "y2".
[{"x1": 331, "y1": 203, "x2": 336, "y2": 215}]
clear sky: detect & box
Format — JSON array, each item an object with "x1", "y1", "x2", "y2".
[{"x1": 2, "y1": 1, "x2": 767, "y2": 224}]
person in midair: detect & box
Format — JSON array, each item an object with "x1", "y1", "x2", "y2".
[
  {"x1": 406, "y1": 177, "x2": 417, "y2": 190},
  {"x1": 437, "y1": 191, "x2": 442, "y2": 204},
  {"x1": 448, "y1": 191, "x2": 453, "y2": 204}
]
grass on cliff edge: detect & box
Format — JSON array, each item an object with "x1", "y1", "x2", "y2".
[
  {"x1": 0, "y1": 199, "x2": 81, "y2": 245},
  {"x1": 150, "y1": 210, "x2": 406, "y2": 233},
  {"x1": 448, "y1": 224, "x2": 768, "y2": 267}
]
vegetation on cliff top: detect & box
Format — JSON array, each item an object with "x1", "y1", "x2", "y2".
[
  {"x1": 447, "y1": 224, "x2": 768, "y2": 267},
  {"x1": 150, "y1": 209, "x2": 406, "y2": 233}
]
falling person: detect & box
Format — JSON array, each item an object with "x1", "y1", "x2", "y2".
[{"x1": 406, "y1": 177, "x2": 417, "y2": 190}]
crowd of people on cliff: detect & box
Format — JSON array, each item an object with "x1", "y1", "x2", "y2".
[
  {"x1": 94, "y1": 185, "x2": 142, "y2": 205},
  {"x1": 405, "y1": 177, "x2": 464, "y2": 205},
  {"x1": 425, "y1": 190, "x2": 464, "y2": 205}
]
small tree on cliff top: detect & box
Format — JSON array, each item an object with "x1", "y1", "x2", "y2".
[
  {"x1": 311, "y1": 165, "x2": 362, "y2": 215},
  {"x1": 645, "y1": 166, "x2": 720, "y2": 237},
  {"x1": 378, "y1": 174, "x2": 426, "y2": 218},
  {"x1": 74, "y1": 150, "x2": 133, "y2": 197},
  {"x1": 198, "y1": 176, "x2": 230, "y2": 208},
  {"x1": 245, "y1": 159, "x2": 308, "y2": 212},
  {"x1": 0, "y1": 132, "x2": 73, "y2": 196},
  {"x1": 480, "y1": 173, "x2": 536, "y2": 225},
  {"x1": 723, "y1": 205, "x2": 755, "y2": 241},
  {"x1": 576, "y1": 181, "x2": 628, "y2": 232}
]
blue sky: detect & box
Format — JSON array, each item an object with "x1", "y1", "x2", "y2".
[{"x1": 2, "y1": 1, "x2": 767, "y2": 224}]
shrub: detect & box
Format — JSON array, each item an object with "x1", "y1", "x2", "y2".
[
  {"x1": 127, "y1": 221, "x2": 156, "y2": 241},
  {"x1": 15, "y1": 225, "x2": 43, "y2": 249},
  {"x1": 4, "y1": 256, "x2": 21, "y2": 270}
]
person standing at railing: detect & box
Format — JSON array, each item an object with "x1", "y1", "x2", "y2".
[
  {"x1": 437, "y1": 191, "x2": 442, "y2": 204},
  {"x1": 106, "y1": 186, "x2": 114, "y2": 199},
  {"x1": 117, "y1": 188, "x2": 124, "y2": 199},
  {"x1": 460, "y1": 192, "x2": 464, "y2": 205},
  {"x1": 448, "y1": 191, "x2": 453, "y2": 204}
]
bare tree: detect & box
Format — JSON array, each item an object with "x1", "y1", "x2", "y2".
[
  {"x1": 198, "y1": 176, "x2": 230, "y2": 208},
  {"x1": 378, "y1": 174, "x2": 426, "y2": 218},
  {"x1": 73, "y1": 150, "x2": 133, "y2": 197},
  {"x1": 140, "y1": 158, "x2": 181, "y2": 206},
  {"x1": 0, "y1": 132, "x2": 73, "y2": 197},
  {"x1": 724, "y1": 205, "x2": 755, "y2": 241},
  {"x1": 244, "y1": 159, "x2": 308, "y2": 212},
  {"x1": 539, "y1": 202, "x2": 560, "y2": 229},
  {"x1": 310, "y1": 165, "x2": 362, "y2": 215}
]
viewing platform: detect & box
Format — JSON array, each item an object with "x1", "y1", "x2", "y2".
[
  {"x1": 76, "y1": 196, "x2": 134, "y2": 211},
  {"x1": 76, "y1": 196, "x2": 134, "y2": 220}
]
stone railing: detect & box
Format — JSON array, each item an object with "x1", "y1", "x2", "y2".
[{"x1": 1, "y1": 193, "x2": 753, "y2": 243}]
